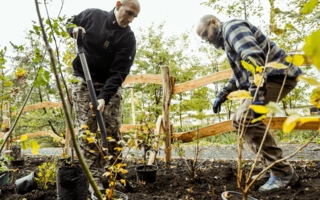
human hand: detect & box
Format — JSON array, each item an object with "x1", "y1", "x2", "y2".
[
  {"x1": 212, "y1": 91, "x2": 228, "y2": 114},
  {"x1": 72, "y1": 26, "x2": 86, "y2": 39},
  {"x1": 89, "y1": 99, "x2": 105, "y2": 113},
  {"x1": 212, "y1": 98, "x2": 223, "y2": 114},
  {"x1": 97, "y1": 99, "x2": 105, "y2": 112}
]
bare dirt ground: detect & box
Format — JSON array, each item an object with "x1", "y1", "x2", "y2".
[{"x1": 0, "y1": 143, "x2": 319, "y2": 200}]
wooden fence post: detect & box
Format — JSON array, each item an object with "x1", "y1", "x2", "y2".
[
  {"x1": 161, "y1": 66, "x2": 174, "y2": 167},
  {"x1": 130, "y1": 84, "x2": 136, "y2": 125}
]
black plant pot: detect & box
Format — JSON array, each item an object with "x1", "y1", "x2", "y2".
[
  {"x1": 221, "y1": 191, "x2": 258, "y2": 200},
  {"x1": 15, "y1": 172, "x2": 36, "y2": 194},
  {"x1": 56, "y1": 165, "x2": 88, "y2": 200},
  {"x1": 0, "y1": 171, "x2": 11, "y2": 187},
  {"x1": 11, "y1": 159, "x2": 25, "y2": 167},
  {"x1": 91, "y1": 189, "x2": 128, "y2": 200},
  {"x1": 135, "y1": 165, "x2": 158, "y2": 184},
  {"x1": 11, "y1": 145, "x2": 22, "y2": 160}
]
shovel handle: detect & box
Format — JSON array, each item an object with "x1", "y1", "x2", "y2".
[{"x1": 76, "y1": 28, "x2": 109, "y2": 152}]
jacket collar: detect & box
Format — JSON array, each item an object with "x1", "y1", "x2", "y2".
[{"x1": 107, "y1": 8, "x2": 126, "y2": 29}]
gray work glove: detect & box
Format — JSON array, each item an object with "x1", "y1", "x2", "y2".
[
  {"x1": 97, "y1": 99, "x2": 105, "y2": 112},
  {"x1": 72, "y1": 26, "x2": 86, "y2": 39}
]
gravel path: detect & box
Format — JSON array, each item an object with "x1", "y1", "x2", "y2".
[{"x1": 22, "y1": 143, "x2": 320, "y2": 161}]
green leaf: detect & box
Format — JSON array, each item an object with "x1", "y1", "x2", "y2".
[
  {"x1": 285, "y1": 23, "x2": 301, "y2": 34},
  {"x1": 35, "y1": 67, "x2": 50, "y2": 87},
  {"x1": 0, "y1": 94, "x2": 10, "y2": 100},
  {"x1": 247, "y1": 56, "x2": 259, "y2": 67},
  {"x1": 21, "y1": 140, "x2": 28, "y2": 150},
  {"x1": 265, "y1": 102, "x2": 282, "y2": 114},
  {"x1": 300, "y1": 0, "x2": 319, "y2": 14},
  {"x1": 310, "y1": 87, "x2": 320, "y2": 108}
]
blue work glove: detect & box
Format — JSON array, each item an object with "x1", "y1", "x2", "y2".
[{"x1": 212, "y1": 91, "x2": 228, "y2": 114}]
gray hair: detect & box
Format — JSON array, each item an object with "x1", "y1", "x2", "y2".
[{"x1": 199, "y1": 15, "x2": 220, "y2": 24}]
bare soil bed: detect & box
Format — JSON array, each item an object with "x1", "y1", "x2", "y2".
[{"x1": 1, "y1": 155, "x2": 320, "y2": 200}]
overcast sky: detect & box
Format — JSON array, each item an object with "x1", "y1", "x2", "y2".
[{"x1": 0, "y1": 0, "x2": 230, "y2": 53}]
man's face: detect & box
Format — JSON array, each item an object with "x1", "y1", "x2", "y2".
[
  {"x1": 115, "y1": 1, "x2": 140, "y2": 28},
  {"x1": 197, "y1": 19, "x2": 222, "y2": 49}
]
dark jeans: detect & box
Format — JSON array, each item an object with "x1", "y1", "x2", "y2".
[{"x1": 232, "y1": 76, "x2": 297, "y2": 176}]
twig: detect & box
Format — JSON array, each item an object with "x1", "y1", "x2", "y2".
[
  {"x1": 33, "y1": 1, "x2": 103, "y2": 199},
  {"x1": 246, "y1": 129, "x2": 319, "y2": 191}
]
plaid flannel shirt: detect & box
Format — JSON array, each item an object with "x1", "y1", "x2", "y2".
[{"x1": 219, "y1": 19, "x2": 302, "y2": 103}]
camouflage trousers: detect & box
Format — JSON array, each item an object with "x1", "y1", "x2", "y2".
[{"x1": 72, "y1": 76, "x2": 122, "y2": 189}]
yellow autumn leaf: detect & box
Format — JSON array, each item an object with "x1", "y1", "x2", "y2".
[
  {"x1": 114, "y1": 147, "x2": 122, "y2": 152},
  {"x1": 116, "y1": 163, "x2": 122, "y2": 168},
  {"x1": 103, "y1": 172, "x2": 111, "y2": 177},
  {"x1": 109, "y1": 181, "x2": 115, "y2": 187},
  {"x1": 227, "y1": 90, "x2": 253, "y2": 100},
  {"x1": 283, "y1": 114, "x2": 301, "y2": 134},
  {"x1": 303, "y1": 30, "x2": 320, "y2": 70},
  {"x1": 107, "y1": 137, "x2": 116, "y2": 142},
  {"x1": 310, "y1": 87, "x2": 320, "y2": 108},
  {"x1": 254, "y1": 73, "x2": 264, "y2": 87},
  {"x1": 30, "y1": 140, "x2": 40, "y2": 155},
  {"x1": 120, "y1": 179, "x2": 126, "y2": 186},
  {"x1": 20, "y1": 134, "x2": 28, "y2": 142},
  {"x1": 87, "y1": 137, "x2": 95, "y2": 144},
  {"x1": 249, "y1": 105, "x2": 269, "y2": 114},
  {"x1": 256, "y1": 66, "x2": 264, "y2": 73},
  {"x1": 120, "y1": 169, "x2": 128, "y2": 174},
  {"x1": 298, "y1": 117, "x2": 320, "y2": 126},
  {"x1": 89, "y1": 150, "x2": 96, "y2": 154},
  {"x1": 297, "y1": 75, "x2": 320, "y2": 86},
  {"x1": 266, "y1": 62, "x2": 288, "y2": 69},
  {"x1": 106, "y1": 189, "x2": 112, "y2": 199},
  {"x1": 285, "y1": 55, "x2": 305, "y2": 66},
  {"x1": 251, "y1": 115, "x2": 266, "y2": 123},
  {"x1": 241, "y1": 60, "x2": 255, "y2": 75},
  {"x1": 1, "y1": 124, "x2": 6, "y2": 130},
  {"x1": 81, "y1": 124, "x2": 89, "y2": 129},
  {"x1": 31, "y1": 148, "x2": 39, "y2": 155},
  {"x1": 15, "y1": 67, "x2": 27, "y2": 78}
]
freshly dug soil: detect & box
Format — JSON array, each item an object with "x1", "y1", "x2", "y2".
[{"x1": 1, "y1": 155, "x2": 320, "y2": 200}]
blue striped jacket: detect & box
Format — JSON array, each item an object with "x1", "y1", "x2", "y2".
[{"x1": 219, "y1": 19, "x2": 302, "y2": 102}]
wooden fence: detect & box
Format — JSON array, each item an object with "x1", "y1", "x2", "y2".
[{"x1": 5, "y1": 66, "x2": 320, "y2": 163}]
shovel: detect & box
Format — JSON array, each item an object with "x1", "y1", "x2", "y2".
[
  {"x1": 76, "y1": 29, "x2": 133, "y2": 192},
  {"x1": 76, "y1": 29, "x2": 109, "y2": 154}
]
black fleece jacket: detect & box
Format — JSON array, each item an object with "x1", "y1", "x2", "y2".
[{"x1": 66, "y1": 8, "x2": 136, "y2": 104}]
